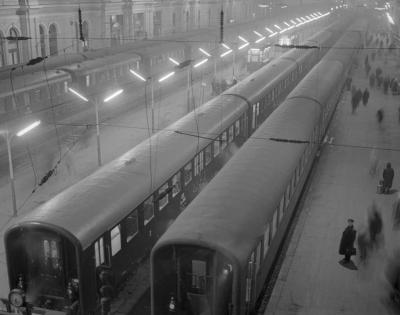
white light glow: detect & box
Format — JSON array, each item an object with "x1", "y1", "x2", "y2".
[
  {"x1": 279, "y1": 28, "x2": 288, "y2": 34},
  {"x1": 296, "y1": 18, "x2": 303, "y2": 23},
  {"x1": 253, "y1": 30, "x2": 262, "y2": 37},
  {"x1": 222, "y1": 43, "x2": 231, "y2": 50},
  {"x1": 284, "y1": 21, "x2": 291, "y2": 27},
  {"x1": 158, "y1": 71, "x2": 175, "y2": 82},
  {"x1": 265, "y1": 27, "x2": 274, "y2": 34},
  {"x1": 220, "y1": 49, "x2": 232, "y2": 57},
  {"x1": 68, "y1": 88, "x2": 89, "y2": 102},
  {"x1": 238, "y1": 35, "x2": 248, "y2": 43},
  {"x1": 239, "y1": 42, "x2": 250, "y2": 50},
  {"x1": 290, "y1": 20, "x2": 297, "y2": 25},
  {"x1": 274, "y1": 24, "x2": 282, "y2": 30},
  {"x1": 104, "y1": 89, "x2": 123, "y2": 102},
  {"x1": 255, "y1": 36, "x2": 266, "y2": 43},
  {"x1": 268, "y1": 32, "x2": 278, "y2": 38},
  {"x1": 199, "y1": 48, "x2": 211, "y2": 57},
  {"x1": 258, "y1": 4, "x2": 268, "y2": 8},
  {"x1": 387, "y1": 12, "x2": 395, "y2": 24},
  {"x1": 129, "y1": 69, "x2": 147, "y2": 82},
  {"x1": 16, "y1": 120, "x2": 41, "y2": 137},
  {"x1": 168, "y1": 57, "x2": 180, "y2": 66},
  {"x1": 194, "y1": 58, "x2": 208, "y2": 68}
]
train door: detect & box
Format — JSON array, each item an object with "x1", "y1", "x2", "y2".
[
  {"x1": 244, "y1": 253, "x2": 256, "y2": 314},
  {"x1": 251, "y1": 102, "x2": 260, "y2": 131}
]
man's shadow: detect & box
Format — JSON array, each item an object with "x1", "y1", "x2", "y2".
[{"x1": 339, "y1": 259, "x2": 358, "y2": 270}]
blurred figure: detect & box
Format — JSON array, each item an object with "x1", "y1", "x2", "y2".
[
  {"x1": 369, "y1": 147, "x2": 379, "y2": 176},
  {"x1": 369, "y1": 73, "x2": 375, "y2": 88},
  {"x1": 368, "y1": 202, "x2": 383, "y2": 248},
  {"x1": 362, "y1": 88, "x2": 370, "y2": 106},
  {"x1": 357, "y1": 225, "x2": 370, "y2": 265},
  {"x1": 376, "y1": 108, "x2": 384, "y2": 126},
  {"x1": 393, "y1": 193, "x2": 400, "y2": 230},
  {"x1": 385, "y1": 249, "x2": 400, "y2": 303},
  {"x1": 339, "y1": 219, "x2": 357, "y2": 263},
  {"x1": 383, "y1": 162, "x2": 394, "y2": 194}
]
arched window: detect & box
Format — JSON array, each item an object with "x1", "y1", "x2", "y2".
[
  {"x1": 0, "y1": 31, "x2": 5, "y2": 66},
  {"x1": 48, "y1": 23, "x2": 58, "y2": 56},
  {"x1": 39, "y1": 25, "x2": 46, "y2": 57},
  {"x1": 8, "y1": 27, "x2": 20, "y2": 64}
]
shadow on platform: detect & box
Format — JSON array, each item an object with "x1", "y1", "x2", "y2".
[{"x1": 338, "y1": 259, "x2": 358, "y2": 270}]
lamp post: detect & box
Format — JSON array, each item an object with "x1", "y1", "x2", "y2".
[
  {"x1": 68, "y1": 88, "x2": 123, "y2": 166},
  {"x1": 1, "y1": 120, "x2": 41, "y2": 217}
]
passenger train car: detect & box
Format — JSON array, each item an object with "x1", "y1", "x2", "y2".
[
  {"x1": 151, "y1": 20, "x2": 366, "y2": 315},
  {"x1": 2, "y1": 18, "x2": 350, "y2": 315}
]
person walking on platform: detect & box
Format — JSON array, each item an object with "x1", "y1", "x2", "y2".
[
  {"x1": 369, "y1": 73, "x2": 375, "y2": 88},
  {"x1": 357, "y1": 226, "x2": 370, "y2": 264},
  {"x1": 383, "y1": 162, "x2": 394, "y2": 194},
  {"x1": 362, "y1": 88, "x2": 370, "y2": 106},
  {"x1": 376, "y1": 108, "x2": 384, "y2": 126},
  {"x1": 368, "y1": 203, "x2": 383, "y2": 248},
  {"x1": 339, "y1": 219, "x2": 357, "y2": 263}
]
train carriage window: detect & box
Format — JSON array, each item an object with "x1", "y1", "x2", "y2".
[
  {"x1": 86, "y1": 75, "x2": 90, "y2": 87},
  {"x1": 199, "y1": 151, "x2": 204, "y2": 172},
  {"x1": 158, "y1": 182, "x2": 169, "y2": 210},
  {"x1": 263, "y1": 225, "x2": 270, "y2": 258},
  {"x1": 221, "y1": 131, "x2": 227, "y2": 150},
  {"x1": 191, "y1": 260, "x2": 206, "y2": 290},
  {"x1": 111, "y1": 225, "x2": 122, "y2": 256},
  {"x1": 205, "y1": 144, "x2": 212, "y2": 166},
  {"x1": 213, "y1": 138, "x2": 220, "y2": 157},
  {"x1": 255, "y1": 243, "x2": 262, "y2": 274},
  {"x1": 125, "y1": 209, "x2": 139, "y2": 242},
  {"x1": 50, "y1": 240, "x2": 60, "y2": 269},
  {"x1": 64, "y1": 81, "x2": 68, "y2": 93},
  {"x1": 95, "y1": 237, "x2": 105, "y2": 267},
  {"x1": 31, "y1": 89, "x2": 41, "y2": 104},
  {"x1": 144, "y1": 196, "x2": 155, "y2": 225},
  {"x1": 229, "y1": 125, "x2": 234, "y2": 142},
  {"x1": 184, "y1": 162, "x2": 193, "y2": 185},
  {"x1": 172, "y1": 172, "x2": 181, "y2": 197},
  {"x1": 235, "y1": 120, "x2": 240, "y2": 137},
  {"x1": 194, "y1": 155, "x2": 200, "y2": 176}
]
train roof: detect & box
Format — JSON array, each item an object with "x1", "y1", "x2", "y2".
[
  {"x1": 7, "y1": 93, "x2": 248, "y2": 250},
  {"x1": 153, "y1": 96, "x2": 321, "y2": 266},
  {"x1": 0, "y1": 69, "x2": 70, "y2": 95}
]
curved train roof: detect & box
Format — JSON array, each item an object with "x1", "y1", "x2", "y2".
[
  {"x1": 153, "y1": 22, "x2": 364, "y2": 266},
  {"x1": 7, "y1": 94, "x2": 248, "y2": 250}
]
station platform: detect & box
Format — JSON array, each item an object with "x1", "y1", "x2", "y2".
[{"x1": 264, "y1": 36, "x2": 400, "y2": 314}]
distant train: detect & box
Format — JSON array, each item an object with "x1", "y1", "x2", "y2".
[
  {"x1": 151, "y1": 19, "x2": 366, "y2": 315},
  {"x1": 2, "y1": 17, "x2": 349, "y2": 315}
]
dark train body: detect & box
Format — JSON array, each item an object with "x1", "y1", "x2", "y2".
[
  {"x1": 151, "y1": 19, "x2": 366, "y2": 315},
  {"x1": 2, "y1": 16, "x2": 351, "y2": 315}
]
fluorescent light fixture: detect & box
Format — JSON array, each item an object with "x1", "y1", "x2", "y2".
[
  {"x1": 284, "y1": 21, "x2": 291, "y2": 27},
  {"x1": 129, "y1": 69, "x2": 146, "y2": 82},
  {"x1": 194, "y1": 58, "x2": 208, "y2": 68},
  {"x1": 274, "y1": 24, "x2": 282, "y2": 30},
  {"x1": 281, "y1": 5, "x2": 287, "y2": 8},
  {"x1": 104, "y1": 89, "x2": 123, "y2": 102},
  {"x1": 253, "y1": 30, "x2": 262, "y2": 37},
  {"x1": 317, "y1": 12, "x2": 322, "y2": 15},
  {"x1": 199, "y1": 48, "x2": 211, "y2": 57},
  {"x1": 279, "y1": 28, "x2": 288, "y2": 34},
  {"x1": 17, "y1": 120, "x2": 41, "y2": 137},
  {"x1": 258, "y1": 4, "x2": 268, "y2": 8},
  {"x1": 158, "y1": 71, "x2": 175, "y2": 82},
  {"x1": 387, "y1": 12, "x2": 395, "y2": 24},
  {"x1": 220, "y1": 49, "x2": 232, "y2": 57},
  {"x1": 222, "y1": 43, "x2": 231, "y2": 50},
  {"x1": 169, "y1": 57, "x2": 180, "y2": 66},
  {"x1": 255, "y1": 36, "x2": 266, "y2": 43},
  {"x1": 296, "y1": 18, "x2": 303, "y2": 23},
  {"x1": 268, "y1": 32, "x2": 278, "y2": 38},
  {"x1": 68, "y1": 88, "x2": 89, "y2": 102},
  {"x1": 265, "y1": 27, "x2": 274, "y2": 34},
  {"x1": 301, "y1": 17, "x2": 307, "y2": 21},
  {"x1": 239, "y1": 42, "x2": 250, "y2": 50},
  {"x1": 290, "y1": 20, "x2": 297, "y2": 25},
  {"x1": 238, "y1": 35, "x2": 248, "y2": 42}
]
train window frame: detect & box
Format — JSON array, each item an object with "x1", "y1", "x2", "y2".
[
  {"x1": 199, "y1": 151, "x2": 204, "y2": 172},
  {"x1": 184, "y1": 162, "x2": 193, "y2": 185},
  {"x1": 213, "y1": 138, "x2": 220, "y2": 157},
  {"x1": 255, "y1": 242, "x2": 262, "y2": 274},
  {"x1": 194, "y1": 155, "x2": 200, "y2": 177},
  {"x1": 125, "y1": 209, "x2": 139, "y2": 243},
  {"x1": 158, "y1": 182, "x2": 169, "y2": 210},
  {"x1": 279, "y1": 196, "x2": 285, "y2": 221},
  {"x1": 110, "y1": 225, "x2": 122, "y2": 256},
  {"x1": 272, "y1": 210, "x2": 278, "y2": 238},
  {"x1": 221, "y1": 131, "x2": 227, "y2": 150},
  {"x1": 228, "y1": 125, "x2": 234, "y2": 142},
  {"x1": 143, "y1": 196, "x2": 155, "y2": 225},
  {"x1": 205, "y1": 144, "x2": 212, "y2": 166},
  {"x1": 172, "y1": 172, "x2": 181, "y2": 197},
  {"x1": 94, "y1": 237, "x2": 105, "y2": 267},
  {"x1": 235, "y1": 120, "x2": 240, "y2": 137},
  {"x1": 263, "y1": 224, "x2": 270, "y2": 258},
  {"x1": 285, "y1": 185, "x2": 291, "y2": 208}
]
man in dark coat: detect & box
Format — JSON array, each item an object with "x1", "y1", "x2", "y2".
[
  {"x1": 339, "y1": 219, "x2": 357, "y2": 263},
  {"x1": 362, "y1": 88, "x2": 370, "y2": 106},
  {"x1": 383, "y1": 162, "x2": 394, "y2": 194}
]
